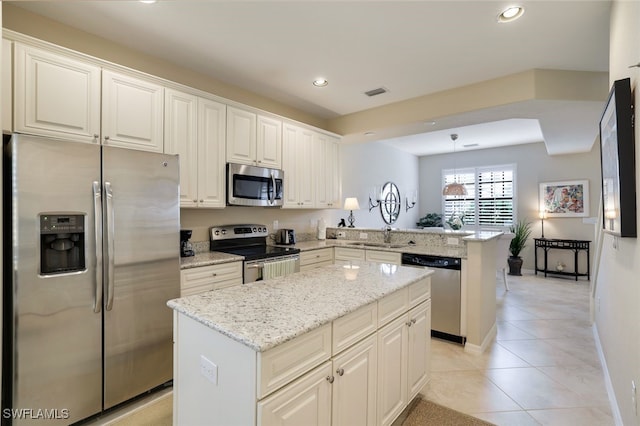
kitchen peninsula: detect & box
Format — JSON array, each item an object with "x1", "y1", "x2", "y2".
[{"x1": 168, "y1": 262, "x2": 433, "y2": 426}]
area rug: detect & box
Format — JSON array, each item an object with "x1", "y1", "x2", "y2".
[{"x1": 402, "y1": 399, "x2": 496, "y2": 426}]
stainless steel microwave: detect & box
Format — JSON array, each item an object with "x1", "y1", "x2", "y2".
[{"x1": 226, "y1": 163, "x2": 284, "y2": 207}]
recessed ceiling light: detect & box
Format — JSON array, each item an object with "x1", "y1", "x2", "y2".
[
  {"x1": 139, "y1": 0, "x2": 157, "y2": 3},
  {"x1": 497, "y1": 6, "x2": 524, "y2": 23},
  {"x1": 313, "y1": 79, "x2": 328, "y2": 87},
  {"x1": 364, "y1": 131, "x2": 376, "y2": 136}
]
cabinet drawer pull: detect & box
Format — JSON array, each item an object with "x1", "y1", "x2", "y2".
[
  {"x1": 326, "y1": 375, "x2": 334, "y2": 383},
  {"x1": 336, "y1": 368, "x2": 344, "y2": 376}
]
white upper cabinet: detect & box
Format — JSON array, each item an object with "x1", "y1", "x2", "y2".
[
  {"x1": 14, "y1": 43, "x2": 101, "y2": 143},
  {"x1": 102, "y1": 69, "x2": 164, "y2": 152},
  {"x1": 314, "y1": 133, "x2": 341, "y2": 209},
  {"x1": 256, "y1": 115, "x2": 282, "y2": 168},
  {"x1": 3, "y1": 39, "x2": 13, "y2": 133},
  {"x1": 227, "y1": 105, "x2": 282, "y2": 168},
  {"x1": 282, "y1": 123, "x2": 314, "y2": 208},
  {"x1": 196, "y1": 97, "x2": 227, "y2": 208},
  {"x1": 165, "y1": 88, "x2": 226, "y2": 208},
  {"x1": 164, "y1": 89, "x2": 198, "y2": 206}
]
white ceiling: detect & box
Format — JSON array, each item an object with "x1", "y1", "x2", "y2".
[{"x1": 10, "y1": 1, "x2": 612, "y2": 155}]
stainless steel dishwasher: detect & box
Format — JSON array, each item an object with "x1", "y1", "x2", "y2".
[{"x1": 401, "y1": 253, "x2": 464, "y2": 344}]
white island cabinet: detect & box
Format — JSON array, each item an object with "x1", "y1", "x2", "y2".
[{"x1": 169, "y1": 262, "x2": 432, "y2": 426}]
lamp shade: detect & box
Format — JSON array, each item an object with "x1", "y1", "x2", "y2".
[
  {"x1": 442, "y1": 183, "x2": 467, "y2": 196},
  {"x1": 344, "y1": 197, "x2": 360, "y2": 210}
]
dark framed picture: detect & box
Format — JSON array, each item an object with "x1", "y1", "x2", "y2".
[{"x1": 599, "y1": 78, "x2": 636, "y2": 237}]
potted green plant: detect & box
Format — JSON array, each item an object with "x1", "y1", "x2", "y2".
[
  {"x1": 508, "y1": 219, "x2": 532, "y2": 276},
  {"x1": 416, "y1": 213, "x2": 443, "y2": 228}
]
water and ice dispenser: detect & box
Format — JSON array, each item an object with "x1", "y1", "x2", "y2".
[{"x1": 40, "y1": 214, "x2": 86, "y2": 275}]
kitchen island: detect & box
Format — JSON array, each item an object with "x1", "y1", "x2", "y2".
[{"x1": 168, "y1": 262, "x2": 433, "y2": 426}]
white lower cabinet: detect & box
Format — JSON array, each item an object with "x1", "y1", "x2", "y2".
[
  {"x1": 407, "y1": 300, "x2": 431, "y2": 401},
  {"x1": 334, "y1": 247, "x2": 366, "y2": 261},
  {"x1": 377, "y1": 314, "x2": 408, "y2": 426},
  {"x1": 334, "y1": 247, "x2": 401, "y2": 265},
  {"x1": 300, "y1": 247, "x2": 334, "y2": 271},
  {"x1": 258, "y1": 361, "x2": 333, "y2": 426},
  {"x1": 179, "y1": 262, "x2": 242, "y2": 296},
  {"x1": 377, "y1": 299, "x2": 431, "y2": 426},
  {"x1": 365, "y1": 250, "x2": 401, "y2": 265},
  {"x1": 332, "y1": 334, "x2": 378, "y2": 426}
]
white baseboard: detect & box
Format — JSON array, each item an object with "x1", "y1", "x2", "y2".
[
  {"x1": 592, "y1": 323, "x2": 623, "y2": 426},
  {"x1": 464, "y1": 322, "x2": 497, "y2": 354}
]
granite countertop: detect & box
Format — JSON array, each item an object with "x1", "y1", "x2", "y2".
[
  {"x1": 168, "y1": 261, "x2": 432, "y2": 352},
  {"x1": 292, "y1": 239, "x2": 468, "y2": 258},
  {"x1": 180, "y1": 251, "x2": 243, "y2": 269}
]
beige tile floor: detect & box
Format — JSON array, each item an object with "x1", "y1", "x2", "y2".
[
  {"x1": 88, "y1": 271, "x2": 614, "y2": 426},
  {"x1": 424, "y1": 271, "x2": 614, "y2": 426}
]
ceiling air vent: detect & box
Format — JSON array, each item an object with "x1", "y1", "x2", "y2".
[
  {"x1": 365, "y1": 87, "x2": 388, "y2": 97},
  {"x1": 463, "y1": 143, "x2": 479, "y2": 148}
]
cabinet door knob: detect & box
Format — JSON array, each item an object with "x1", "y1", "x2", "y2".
[
  {"x1": 326, "y1": 376, "x2": 334, "y2": 384},
  {"x1": 411, "y1": 318, "x2": 417, "y2": 324},
  {"x1": 212, "y1": 273, "x2": 217, "y2": 277},
  {"x1": 336, "y1": 368, "x2": 344, "y2": 376},
  {"x1": 406, "y1": 321, "x2": 413, "y2": 327},
  {"x1": 104, "y1": 136, "x2": 110, "y2": 144},
  {"x1": 200, "y1": 199, "x2": 204, "y2": 203},
  {"x1": 193, "y1": 199, "x2": 198, "y2": 203}
]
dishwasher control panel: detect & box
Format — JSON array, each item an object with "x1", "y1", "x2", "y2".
[{"x1": 401, "y1": 253, "x2": 461, "y2": 270}]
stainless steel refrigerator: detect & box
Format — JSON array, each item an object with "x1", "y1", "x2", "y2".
[{"x1": 2, "y1": 134, "x2": 180, "y2": 425}]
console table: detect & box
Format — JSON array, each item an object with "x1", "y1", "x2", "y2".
[{"x1": 534, "y1": 238, "x2": 590, "y2": 281}]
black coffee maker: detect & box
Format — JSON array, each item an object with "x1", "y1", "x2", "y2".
[{"x1": 180, "y1": 229, "x2": 195, "y2": 257}]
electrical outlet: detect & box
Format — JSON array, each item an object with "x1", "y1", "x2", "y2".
[
  {"x1": 359, "y1": 232, "x2": 368, "y2": 240},
  {"x1": 273, "y1": 220, "x2": 279, "y2": 231},
  {"x1": 200, "y1": 355, "x2": 218, "y2": 385},
  {"x1": 446, "y1": 237, "x2": 459, "y2": 246},
  {"x1": 337, "y1": 231, "x2": 346, "y2": 238},
  {"x1": 597, "y1": 297, "x2": 601, "y2": 312}
]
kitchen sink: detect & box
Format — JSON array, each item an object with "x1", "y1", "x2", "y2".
[{"x1": 345, "y1": 242, "x2": 406, "y2": 249}]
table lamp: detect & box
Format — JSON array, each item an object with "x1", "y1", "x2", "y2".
[{"x1": 344, "y1": 197, "x2": 360, "y2": 228}]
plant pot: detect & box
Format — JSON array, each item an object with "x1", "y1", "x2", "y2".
[{"x1": 508, "y1": 256, "x2": 524, "y2": 276}]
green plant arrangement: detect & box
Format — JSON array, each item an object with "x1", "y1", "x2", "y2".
[
  {"x1": 507, "y1": 219, "x2": 532, "y2": 275},
  {"x1": 416, "y1": 213, "x2": 443, "y2": 228},
  {"x1": 446, "y1": 213, "x2": 465, "y2": 230}
]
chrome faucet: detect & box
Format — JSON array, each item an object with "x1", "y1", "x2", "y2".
[{"x1": 383, "y1": 226, "x2": 392, "y2": 243}]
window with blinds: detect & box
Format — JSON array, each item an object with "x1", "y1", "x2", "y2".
[{"x1": 442, "y1": 165, "x2": 516, "y2": 228}]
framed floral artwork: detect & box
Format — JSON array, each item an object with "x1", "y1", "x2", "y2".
[{"x1": 539, "y1": 180, "x2": 589, "y2": 218}]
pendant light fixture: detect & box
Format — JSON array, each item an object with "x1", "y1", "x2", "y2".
[{"x1": 442, "y1": 133, "x2": 468, "y2": 196}]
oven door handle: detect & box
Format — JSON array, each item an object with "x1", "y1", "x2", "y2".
[{"x1": 247, "y1": 263, "x2": 265, "y2": 269}]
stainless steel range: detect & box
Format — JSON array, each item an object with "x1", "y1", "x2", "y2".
[{"x1": 210, "y1": 224, "x2": 300, "y2": 283}]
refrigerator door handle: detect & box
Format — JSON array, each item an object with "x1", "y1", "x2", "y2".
[
  {"x1": 93, "y1": 181, "x2": 103, "y2": 313},
  {"x1": 105, "y1": 181, "x2": 115, "y2": 311}
]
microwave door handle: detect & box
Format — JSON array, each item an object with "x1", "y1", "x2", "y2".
[
  {"x1": 270, "y1": 172, "x2": 276, "y2": 205},
  {"x1": 92, "y1": 181, "x2": 103, "y2": 314}
]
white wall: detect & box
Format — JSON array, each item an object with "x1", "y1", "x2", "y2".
[
  {"x1": 419, "y1": 142, "x2": 601, "y2": 270},
  {"x1": 330, "y1": 141, "x2": 420, "y2": 230},
  {"x1": 594, "y1": 2, "x2": 640, "y2": 425}
]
